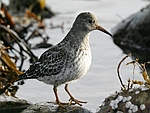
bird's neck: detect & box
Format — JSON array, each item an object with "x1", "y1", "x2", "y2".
[{"x1": 64, "y1": 28, "x2": 90, "y2": 48}]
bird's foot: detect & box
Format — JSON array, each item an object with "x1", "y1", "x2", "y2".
[
  {"x1": 56, "y1": 101, "x2": 69, "y2": 108},
  {"x1": 69, "y1": 97, "x2": 87, "y2": 106}
]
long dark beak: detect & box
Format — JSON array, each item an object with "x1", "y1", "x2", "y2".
[{"x1": 96, "y1": 25, "x2": 112, "y2": 37}]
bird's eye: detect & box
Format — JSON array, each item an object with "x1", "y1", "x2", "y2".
[{"x1": 89, "y1": 20, "x2": 95, "y2": 23}]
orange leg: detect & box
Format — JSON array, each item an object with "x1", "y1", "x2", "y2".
[
  {"x1": 64, "y1": 84, "x2": 87, "y2": 106},
  {"x1": 53, "y1": 86, "x2": 69, "y2": 107}
]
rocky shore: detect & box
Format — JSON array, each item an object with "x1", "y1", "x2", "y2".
[
  {"x1": 1, "y1": 86, "x2": 150, "y2": 113},
  {"x1": 112, "y1": 4, "x2": 150, "y2": 62}
]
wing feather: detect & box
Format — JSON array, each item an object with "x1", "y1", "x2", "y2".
[{"x1": 20, "y1": 46, "x2": 68, "y2": 79}]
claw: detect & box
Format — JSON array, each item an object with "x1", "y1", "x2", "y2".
[
  {"x1": 69, "y1": 97, "x2": 87, "y2": 106},
  {"x1": 56, "y1": 101, "x2": 69, "y2": 108}
]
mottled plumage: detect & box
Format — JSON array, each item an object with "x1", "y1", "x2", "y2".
[{"x1": 18, "y1": 12, "x2": 112, "y2": 106}]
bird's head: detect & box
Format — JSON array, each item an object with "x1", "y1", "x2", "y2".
[{"x1": 73, "y1": 12, "x2": 112, "y2": 37}]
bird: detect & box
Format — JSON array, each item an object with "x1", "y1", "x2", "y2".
[{"x1": 18, "y1": 12, "x2": 112, "y2": 107}]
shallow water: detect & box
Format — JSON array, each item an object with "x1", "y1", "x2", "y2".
[{"x1": 8, "y1": 0, "x2": 149, "y2": 112}]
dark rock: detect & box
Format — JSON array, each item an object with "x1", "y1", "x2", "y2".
[
  {"x1": 21, "y1": 102, "x2": 93, "y2": 113},
  {"x1": 0, "y1": 94, "x2": 92, "y2": 113},
  {"x1": 112, "y1": 4, "x2": 150, "y2": 62},
  {"x1": 0, "y1": 94, "x2": 31, "y2": 113},
  {"x1": 97, "y1": 87, "x2": 150, "y2": 113}
]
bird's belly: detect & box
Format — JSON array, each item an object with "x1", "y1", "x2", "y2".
[
  {"x1": 62, "y1": 49, "x2": 92, "y2": 83},
  {"x1": 74, "y1": 51, "x2": 92, "y2": 78},
  {"x1": 38, "y1": 50, "x2": 92, "y2": 86}
]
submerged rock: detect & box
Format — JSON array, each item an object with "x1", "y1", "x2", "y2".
[
  {"x1": 97, "y1": 87, "x2": 150, "y2": 113},
  {"x1": 0, "y1": 94, "x2": 31, "y2": 113},
  {"x1": 21, "y1": 101, "x2": 93, "y2": 113},
  {"x1": 112, "y1": 4, "x2": 150, "y2": 62}
]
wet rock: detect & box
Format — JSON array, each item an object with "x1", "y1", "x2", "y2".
[
  {"x1": 21, "y1": 101, "x2": 93, "y2": 113},
  {"x1": 97, "y1": 87, "x2": 150, "y2": 113},
  {"x1": 112, "y1": 4, "x2": 150, "y2": 62},
  {"x1": 0, "y1": 94, "x2": 31, "y2": 113}
]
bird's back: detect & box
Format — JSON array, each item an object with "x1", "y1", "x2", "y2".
[{"x1": 18, "y1": 44, "x2": 67, "y2": 79}]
